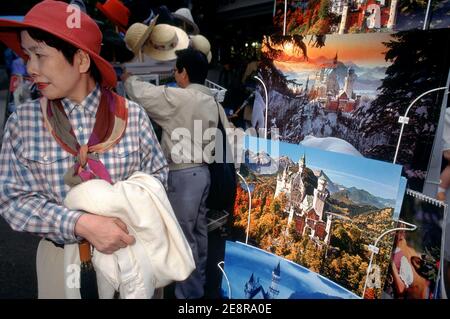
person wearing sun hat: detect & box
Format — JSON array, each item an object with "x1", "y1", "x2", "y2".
[{"x1": 0, "y1": 0, "x2": 168, "y2": 298}]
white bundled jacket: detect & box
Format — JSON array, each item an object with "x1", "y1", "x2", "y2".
[{"x1": 63, "y1": 172, "x2": 195, "y2": 299}]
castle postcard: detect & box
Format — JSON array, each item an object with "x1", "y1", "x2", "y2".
[
  {"x1": 231, "y1": 136, "x2": 404, "y2": 298},
  {"x1": 383, "y1": 190, "x2": 447, "y2": 299},
  {"x1": 273, "y1": 0, "x2": 449, "y2": 37},
  {"x1": 221, "y1": 241, "x2": 359, "y2": 299},
  {"x1": 257, "y1": 29, "x2": 450, "y2": 190}
]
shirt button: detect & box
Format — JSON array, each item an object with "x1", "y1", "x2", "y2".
[
  {"x1": 42, "y1": 155, "x2": 48, "y2": 162},
  {"x1": 78, "y1": 126, "x2": 83, "y2": 133}
]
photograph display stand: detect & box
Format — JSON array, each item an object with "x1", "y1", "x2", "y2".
[
  {"x1": 393, "y1": 86, "x2": 450, "y2": 164},
  {"x1": 218, "y1": 117, "x2": 450, "y2": 298},
  {"x1": 362, "y1": 218, "x2": 417, "y2": 298},
  {"x1": 385, "y1": 189, "x2": 448, "y2": 299}
]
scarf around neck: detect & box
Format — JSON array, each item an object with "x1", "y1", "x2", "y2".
[{"x1": 40, "y1": 87, "x2": 128, "y2": 187}]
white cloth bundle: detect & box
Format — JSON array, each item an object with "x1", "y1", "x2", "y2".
[{"x1": 63, "y1": 171, "x2": 195, "y2": 298}]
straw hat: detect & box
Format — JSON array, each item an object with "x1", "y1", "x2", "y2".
[
  {"x1": 124, "y1": 15, "x2": 158, "y2": 54},
  {"x1": 143, "y1": 24, "x2": 189, "y2": 61},
  {"x1": 96, "y1": 0, "x2": 130, "y2": 33},
  {"x1": 0, "y1": 0, "x2": 116, "y2": 88},
  {"x1": 172, "y1": 8, "x2": 199, "y2": 35},
  {"x1": 190, "y1": 34, "x2": 212, "y2": 63}
]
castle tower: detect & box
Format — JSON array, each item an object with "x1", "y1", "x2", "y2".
[
  {"x1": 366, "y1": 3, "x2": 381, "y2": 29},
  {"x1": 387, "y1": 0, "x2": 398, "y2": 29},
  {"x1": 275, "y1": 166, "x2": 289, "y2": 198},
  {"x1": 298, "y1": 154, "x2": 305, "y2": 175},
  {"x1": 343, "y1": 67, "x2": 357, "y2": 99},
  {"x1": 327, "y1": 68, "x2": 340, "y2": 96},
  {"x1": 244, "y1": 273, "x2": 262, "y2": 299},
  {"x1": 268, "y1": 262, "x2": 280, "y2": 299},
  {"x1": 324, "y1": 214, "x2": 333, "y2": 245},
  {"x1": 313, "y1": 174, "x2": 328, "y2": 219}
]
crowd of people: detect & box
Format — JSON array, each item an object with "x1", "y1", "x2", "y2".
[
  {"x1": 0, "y1": 0, "x2": 239, "y2": 299},
  {"x1": 0, "y1": 0, "x2": 448, "y2": 300}
]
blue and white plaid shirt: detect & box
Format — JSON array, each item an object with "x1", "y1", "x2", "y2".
[{"x1": 0, "y1": 86, "x2": 168, "y2": 244}]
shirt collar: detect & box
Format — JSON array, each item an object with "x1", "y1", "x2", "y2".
[
  {"x1": 186, "y1": 83, "x2": 215, "y2": 97},
  {"x1": 61, "y1": 85, "x2": 101, "y2": 116}
]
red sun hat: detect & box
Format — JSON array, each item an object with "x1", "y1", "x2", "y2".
[
  {"x1": 0, "y1": 0, "x2": 116, "y2": 88},
  {"x1": 96, "y1": 0, "x2": 130, "y2": 33}
]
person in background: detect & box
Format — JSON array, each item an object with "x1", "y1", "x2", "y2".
[
  {"x1": 0, "y1": 0, "x2": 168, "y2": 298},
  {"x1": 122, "y1": 47, "x2": 232, "y2": 299}
]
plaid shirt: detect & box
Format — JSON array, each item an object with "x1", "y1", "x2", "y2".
[{"x1": 0, "y1": 86, "x2": 168, "y2": 244}]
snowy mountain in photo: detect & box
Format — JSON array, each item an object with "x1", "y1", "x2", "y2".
[{"x1": 244, "y1": 150, "x2": 394, "y2": 208}]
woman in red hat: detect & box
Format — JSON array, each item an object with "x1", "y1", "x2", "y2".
[{"x1": 0, "y1": 1, "x2": 168, "y2": 298}]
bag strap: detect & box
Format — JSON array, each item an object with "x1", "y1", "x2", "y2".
[{"x1": 214, "y1": 101, "x2": 228, "y2": 162}]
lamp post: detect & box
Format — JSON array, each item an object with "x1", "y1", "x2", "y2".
[
  {"x1": 361, "y1": 220, "x2": 417, "y2": 298},
  {"x1": 254, "y1": 75, "x2": 269, "y2": 139},
  {"x1": 283, "y1": 0, "x2": 287, "y2": 36},
  {"x1": 393, "y1": 86, "x2": 449, "y2": 164},
  {"x1": 236, "y1": 171, "x2": 252, "y2": 244}
]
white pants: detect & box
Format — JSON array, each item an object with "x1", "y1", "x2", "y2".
[{"x1": 36, "y1": 239, "x2": 66, "y2": 299}]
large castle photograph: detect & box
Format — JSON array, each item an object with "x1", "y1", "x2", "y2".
[
  {"x1": 232, "y1": 136, "x2": 405, "y2": 298},
  {"x1": 258, "y1": 29, "x2": 449, "y2": 191}
]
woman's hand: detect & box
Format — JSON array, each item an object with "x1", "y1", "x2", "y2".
[{"x1": 75, "y1": 214, "x2": 135, "y2": 254}]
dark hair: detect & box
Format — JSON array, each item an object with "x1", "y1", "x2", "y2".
[
  {"x1": 175, "y1": 48, "x2": 208, "y2": 84},
  {"x1": 25, "y1": 28, "x2": 102, "y2": 84}
]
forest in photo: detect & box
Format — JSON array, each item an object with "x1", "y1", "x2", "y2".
[{"x1": 232, "y1": 151, "x2": 397, "y2": 298}]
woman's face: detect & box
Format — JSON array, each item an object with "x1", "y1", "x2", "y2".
[{"x1": 20, "y1": 30, "x2": 83, "y2": 101}]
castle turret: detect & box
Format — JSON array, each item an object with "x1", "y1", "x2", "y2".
[
  {"x1": 298, "y1": 154, "x2": 305, "y2": 174},
  {"x1": 268, "y1": 262, "x2": 280, "y2": 299},
  {"x1": 324, "y1": 214, "x2": 333, "y2": 245},
  {"x1": 313, "y1": 174, "x2": 328, "y2": 219},
  {"x1": 275, "y1": 166, "x2": 290, "y2": 198},
  {"x1": 343, "y1": 67, "x2": 357, "y2": 99}
]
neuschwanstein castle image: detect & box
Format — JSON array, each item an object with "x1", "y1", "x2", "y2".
[{"x1": 274, "y1": 155, "x2": 333, "y2": 246}]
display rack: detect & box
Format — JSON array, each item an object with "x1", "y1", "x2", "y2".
[
  {"x1": 207, "y1": 209, "x2": 229, "y2": 232},
  {"x1": 205, "y1": 79, "x2": 227, "y2": 103}
]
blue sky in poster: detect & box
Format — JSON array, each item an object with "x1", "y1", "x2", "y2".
[
  {"x1": 221, "y1": 241, "x2": 359, "y2": 299},
  {"x1": 245, "y1": 136, "x2": 403, "y2": 201}
]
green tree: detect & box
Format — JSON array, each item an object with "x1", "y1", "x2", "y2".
[{"x1": 353, "y1": 29, "x2": 450, "y2": 190}]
